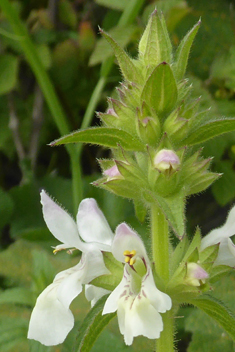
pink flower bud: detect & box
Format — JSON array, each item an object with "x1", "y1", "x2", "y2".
[
  {"x1": 103, "y1": 165, "x2": 121, "y2": 178},
  {"x1": 185, "y1": 263, "x2": 209, "y2": 286},
  {"x1": 106, "y1": 108, "x2": 118, "y2": 117},
  {"x1": 154, "y1": 149, "x2": 180, "y2": 172}
]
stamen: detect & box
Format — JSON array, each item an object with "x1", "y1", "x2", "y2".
[
  {"x1": 130, "y1": 257, "x2": 136, "y2": 265},
  {"x1": 123, "y1": 249, "x2": 137, "y2": 266},
  {"x1": 124, "y1": 250, "x2": 131, "y2": 256},
  {"x1": 53, "y1": 248, "x2": 64, "y2": 255}
]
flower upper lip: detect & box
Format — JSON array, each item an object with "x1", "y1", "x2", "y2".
[
  {"x1": 200, "y1": 205, "x2": 235, "y2": 267},
  {"x1": 41, "y1": 189, "x2": 114, "y2": 253}
]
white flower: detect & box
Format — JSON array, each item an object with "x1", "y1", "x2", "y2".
[
  {"x1": 102, "y1": 223, "x2": 172, "y2": 345},
  {"x1": 85, "y1": 284, "x2": 110, "y2": 307},
  {"x1": 201, "y1": 205, "x2": 235, "y2": 267},
  {"x1": 28, "y1": 190, "x2": 113, "y2": 346}
]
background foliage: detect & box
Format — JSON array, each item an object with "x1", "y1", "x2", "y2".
[{"x1": 0, "y1": 0, "x2": 235, "y2": 351}]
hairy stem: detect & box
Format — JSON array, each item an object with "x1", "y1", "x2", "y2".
[
  {"x1": 151, "y1": 203, "x2": 169, "y2": 282},
  {"x1": 151, "y1": 204, "x2": 175, "y2": 352}
]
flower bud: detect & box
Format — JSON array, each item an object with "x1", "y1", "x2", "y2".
[
  {"x1": 154, "y1": 149, "x2": 180, "y2": 173},
  {"x1": 103, "y1": 165, "x2": 121, "y2": 179},
  {"x1": 185, "y1": 262, "x2": 209, "y2": 287},
  {"x1": 106, "y1": 108, "x2": 118, "y2": 117}
]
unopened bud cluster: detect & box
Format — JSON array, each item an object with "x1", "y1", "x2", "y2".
[{"x1": 95, "y1": 10, "x2": 219, "y2": 223}]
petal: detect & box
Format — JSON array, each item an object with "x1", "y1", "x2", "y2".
[
  {"x1": 27, "y1": 283, "x2": 74, "y2": 346},
  {"x1": 56, "y1": 251, "x2": 110, "y2": 309},
  {"x1": 142, "y1": 268, "x2": 172, "y2": 313},
  {"x1": 85, "y1": 284, "x2": 110, "y2": 307},
  {"x1": 103, "y1": 268, "x2": 130, "y2": 315},
  {"x1": 55, "y1": 262, "x2": 84, "y2": 310},
  {"x1": 77, "y1": 198, "x2": 113, "y2": 251},
  {"x1": 81, "y1": 250, "x2": 111, "y2": 283},
  {"x1": 201, "y1": 205, "x2": 235, "y2": 250},
  {"x1": 117, "y1": 287, "x2": 163, "y2": 345},
  {"x1": 214, "y1": 238, "x2": 235, "y2": 267},
  {"x1": 112, "y1": 223, "x2": 148, "y2": 263},
  {"x1": 126, "y1": 298, "x2": 163, "y2": 344},
  {"x1": 40, "y1": 190, "x2": 84, "y2": 250}
]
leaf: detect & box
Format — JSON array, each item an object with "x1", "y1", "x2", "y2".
[
  {"x1": 141, "y1": 62, "x2": 178, "y2": 116},
  {"x1": 0, "y1": 54, "x2": 19, "y2": 94},
  {"x1": 0, "y1": 317, "x2": 28, "y2": 352},
  {"x1": 29, "y1": 339, "x2": 52, "y2": 352},
  {"x1": 95, "y1": 0, "x2": 128, "y2": 11},
  {"x1": 182, "y1": 118, "x2": 235, "y2": 146},
  {"x1": 91, "y1": 330, "x2": 130, "y2": 352},
  {"x1": 142, "y1": 189, "x2": 185, "y2": 238},
  {"x1": 212, "y1": 161, "x2": 235, "y2": 206},
  {"x1": 173, "y1": 20, "x2": 200, "y2": 81},
  {"x1": 183, "y1": 227, "x2": 201, "y2": 262},
  {"x1": 51, "y1": 127, "x2": 145, "y2": 151},
  {"x1": 138, "y1": 10, "x2": 172, "y2": 66},
  {"x1": 73, "y1": 295, "x2": 116, "y2": 352},
  {"x1": 187, "y1": 295, "x2": 235, "y2": 341},
  {"x1": 90, "y1": 25, "x2": 138, "y2": 66},
  {"x1": 99, "y1": 29, "x2": 139, "y2": 83},
  {"x1": 0, "y1": 287, "x2": 34, "y2": 306},
  {"x1": 170, "y1": 236, "x2": 189, "y2": 275},
  {"x1": 97, "y1": 178, "x2": 141, "y2": 200},
  {"x1": 0, "y1": 240, "x2": 35, "y2": 286},
  {"x1": 134, "y1": 199, "x2": 147, "y2": 223}
]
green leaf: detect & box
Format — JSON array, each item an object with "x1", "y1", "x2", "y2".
[
  {"x1": 90, "y1": 25, "x2": 138, "y2": 66},
  {"x1": 0, "y1": 240, "x2": 34, "y2": 286},
  {"x1": 141, "y1": 62, "x2": 178, "y2": 116},
  {"x1": 210, "y1": 265, "x2": 232, "y2": 283},
  {"x1": 173, "y1": 20, "x2": 200, "y2": 81},
  {"x1": 134, "y1": 199, "x2": 147, "y2": 223},
  {"x1": 170, "y1": 236, "x2": 189, "y2": 275},
  {"x1": 0, "y1": 54, "x2": 19, "y2": 94},
  {"x1": 182, "y1": 118, "x2": 235, "y2": 146},
  {"x1": 142, "y1": 189, "x2": 185, "y2": 238},
  {"x1": 99, "y1": 29, "x2": 140, "y2": 83},
  {"x1": 97, "y1": 178, "x2": 141, "y2": 200},
  {"x1": 0, "y1": 287, "x2": 34, "y2": 306},
  {"x1": 51, "y1": 127, "x2": 145, "y2": 151},
  {"x1": 0, "y1": 317, "x2": 28, "y2": 352},
  {"x1": 73, "y1": 295, "x2": 116, "y2": 352},
  {"x1": 32, "y1": 250, "x2": 57, "y2": 294},
  {"x1": 95, "y1": 0, "x2": 128, "y2": 11},
  {"x1": 187, "y1": 295, "x2": 235, "y2": 341},
  {"x1": 29, "y1": 339, "x2": 52, "y2": 352},
  {"x1": 138, "y1": 10, "x2": 172, "y2": 66},
  {"x1": 183, "y1": 227, "x2": 201, "y2": 262},
  {"x1": 91, "y1": 330, "x2": 130, "y2": 352},
  {"x1": 212, "y1": 161, "x2": 235, "y2": 206}
]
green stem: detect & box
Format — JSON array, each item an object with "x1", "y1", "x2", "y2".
[
  {"x1": 0, "y1": 0, "x2": 81, "y2": 212},
  {"x1": 156, "y1": 310, "x2": 175, "y2": 352},
  {"x1": 76, "y1": 0, "x2": 145, "y2": 158},
  {"x1": 151, "y1": 203, "x2": 169, "y2": 282},
  {"x1": 151, "y1": 204, "x2": 174, "y2": 351}
]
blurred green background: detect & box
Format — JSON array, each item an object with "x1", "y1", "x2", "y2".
[{"x1": 0, "y1": 0, "x2": 235, "y2": 351}]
